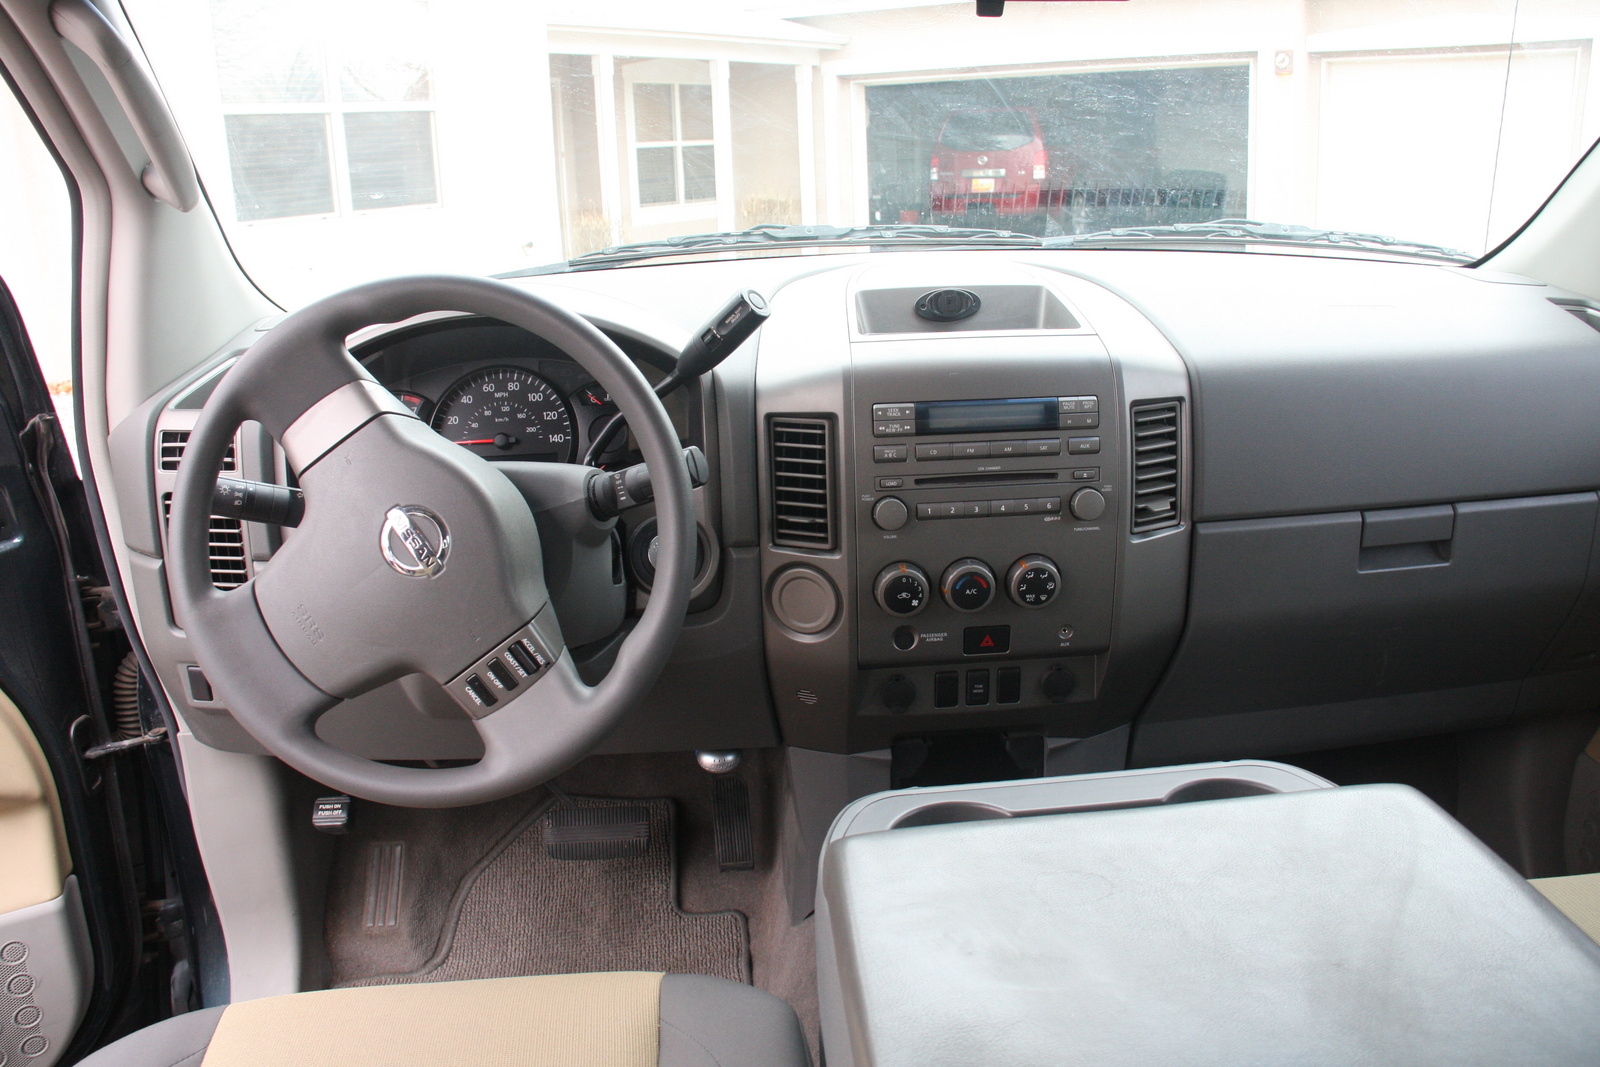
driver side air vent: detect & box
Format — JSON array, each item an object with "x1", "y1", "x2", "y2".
[
  {"x1": 159, "y1": 430, "x2": 236, "y2": 472},
  {"x1": 161, "y1": 494, "x2": 249, "y2": 589},
  {"x1": 768, "y1": 417, "x2": 836, "y2": 551},
  {"x1": 1130, "y1": 401, "x2": 1182, "y2": 533}
]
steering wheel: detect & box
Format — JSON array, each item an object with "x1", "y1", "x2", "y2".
[{"x1": 168, "y1": 276, "x2": 696, "y2": 807}]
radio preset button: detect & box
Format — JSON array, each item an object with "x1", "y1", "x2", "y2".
[
  {"x1": 874, "y1": 445, "x2": 908, "y2": 463},
  {"x1": 1067, "y1": 436, "x2": 1101, "y2": 454},
  {"x1": 954, "y1": 501, "x2": 989, "y2": 518},
  {"x1": 872, "y1": 497, "x2": 910, "y2": 531}
]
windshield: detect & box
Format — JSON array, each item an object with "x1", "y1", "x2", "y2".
[{"x1": 121, "y1": 0, "x2": 1600, "y2": 307}]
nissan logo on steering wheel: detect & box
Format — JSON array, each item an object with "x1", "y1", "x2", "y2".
[{"x1": 380, "y1": 505, "x2": 451, "y2": 578}]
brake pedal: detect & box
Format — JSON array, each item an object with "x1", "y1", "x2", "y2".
[
  {"x1": 543, "y1": 805, "x2": 651, "y2": 861},
  {"x1": 712, "y1": 776, "x2": 755, "y2": 872}
]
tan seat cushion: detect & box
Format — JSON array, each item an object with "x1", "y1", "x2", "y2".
[
  {"x1": 1531, "y1": 873, "x2": 1600, "y2": 944},
  {"x1": 201, "y1": 971, "x2": 663, "y2": 1067}
]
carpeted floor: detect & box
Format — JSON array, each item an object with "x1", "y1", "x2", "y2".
[{"x1": 323, "y1": 750, "x2": 819, "y2": 1056}]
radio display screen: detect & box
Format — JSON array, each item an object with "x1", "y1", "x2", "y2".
[{"x1": 916, "y1": 397, "x2": 1059, "y2": 436}]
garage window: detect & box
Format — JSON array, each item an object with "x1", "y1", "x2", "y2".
[
  {"x1": 632, "y1": 82, "x2": 716, "y2": 206},
  {"x1": 212, "y1": 0, "x2": 439, "y2": 222}
]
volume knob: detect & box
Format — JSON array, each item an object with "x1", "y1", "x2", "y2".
[{"x1": 874, "y1": 562, "x2": 930, "y2": 616}]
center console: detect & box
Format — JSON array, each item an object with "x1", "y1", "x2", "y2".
[{"x1": 756, "y1": 259, "x2": 1191, "y2": 757}]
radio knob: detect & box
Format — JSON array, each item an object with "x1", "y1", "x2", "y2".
[
  {"x1": 1007, "y1": 556, "x2": 1061, "y2": 608},
  {"x1": 874, "y1": 562, "x2": 930, "y2": 617},
  {"x1": 1069, "y1": 487, "x2": 1107, "y2": 521},
  {"x1": 872, "y1": 496, "x2": 909, "y2": 531},
  {"x1": 941, "y1": 558, "x2": 996, "y2": 613}
]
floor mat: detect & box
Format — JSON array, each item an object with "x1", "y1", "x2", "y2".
[{"x1": 334, "y1": 796, "x2": 750, "y2": 987}]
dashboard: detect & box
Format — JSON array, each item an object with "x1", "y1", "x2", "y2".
[{"x1": 114, "y1": 247, "x2": 1600, "y2": 783}]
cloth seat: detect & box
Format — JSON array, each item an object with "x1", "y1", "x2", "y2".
[
  {"x1": 1533, "y1": 872, "x2": 1600, "y2": 945},
  {"x1": 76, "y1": 971, "x2": 809, "y2": 1067}
]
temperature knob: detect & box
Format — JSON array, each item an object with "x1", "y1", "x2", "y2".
[
  {"x1": 1007, "y1": 556, "x2": 1061, "y2": 608},
  {"x1": 941, "y1": 558, "x2": 996, "y2": 613},
  {"x1": 874, "y1": 562, "x2": 930, "y2": 617}
]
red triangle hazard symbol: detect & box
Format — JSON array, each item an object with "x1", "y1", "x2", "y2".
[{"x1": 979, "y1": 635, "x2": 995, "y2": 648}]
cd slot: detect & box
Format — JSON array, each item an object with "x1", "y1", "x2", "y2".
[{"x1": 913, "y1": 470, "x2": 1061, "y2": 488}]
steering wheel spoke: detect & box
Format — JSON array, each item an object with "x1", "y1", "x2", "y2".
[{"x1": 167, "y1": 275, "x2": 696, "y2": 807}]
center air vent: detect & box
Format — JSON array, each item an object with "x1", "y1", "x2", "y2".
[
  {"x1": 768, "y1": 417, "x2": 835, "y2": 551},
  {"x1": 1130, "y1": 401, "x2": 1182, "y2": 533},
  {"x1": 158, "y1": 430, "x2": 235, "y2": 472}
]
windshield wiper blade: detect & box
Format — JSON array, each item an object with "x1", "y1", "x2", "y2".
[
  {"x1": 1043, "y1": 218, "x2": 1473, "y2": 260},
  {"x1": 553, "y1": 223, "x2": 1040, "y2": 265}
]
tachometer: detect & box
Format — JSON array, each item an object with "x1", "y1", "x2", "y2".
[{"x1": 430, "y1": 366, "x2": 575, "y2": 461}]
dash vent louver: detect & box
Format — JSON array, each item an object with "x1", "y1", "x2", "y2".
[
  {"x1": 1129, "y1": 401, "x2": 1182, "y2": 533},
  {"x1": 158, "y1": 430, "x2": 235, "y2": 472},
  {"x1": 768, "y1": 416, "x2": 835, "y2": 551},
  {"x1": 162, "y1": 493, "x2": 249, "y2": 589}
]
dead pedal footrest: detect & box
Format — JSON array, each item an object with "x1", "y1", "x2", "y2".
[{"x1": 544, "y1": 805, "x2": 651, "y2": 861}]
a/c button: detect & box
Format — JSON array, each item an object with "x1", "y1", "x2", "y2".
[{"x1": 963, "y1": 625, "x2": 1011, "y2": 655}]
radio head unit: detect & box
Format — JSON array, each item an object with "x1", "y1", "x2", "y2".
[{"x1": 873, "y1": 396, "x2": 1099, "y2": 438}]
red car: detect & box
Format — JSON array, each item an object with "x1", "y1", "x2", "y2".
[{"x1": 929, "y1": 107, "x2": 1056, "y2": 222}]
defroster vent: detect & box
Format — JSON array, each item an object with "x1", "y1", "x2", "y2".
[
  {"x1": 1130, "y1": 401, "x2": 1182, "y2": 533},
  {"x1": 768, "y1": 417, "x2": 835, "y2": 550}
]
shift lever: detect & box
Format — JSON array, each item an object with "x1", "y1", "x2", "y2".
[{"x1": 583, "y1": 289, "x2": 769, "y2": 466}]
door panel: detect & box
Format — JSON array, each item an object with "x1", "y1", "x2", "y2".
[{"x1": 0, "y1": 689, "x2": 90, "y2": 1067}]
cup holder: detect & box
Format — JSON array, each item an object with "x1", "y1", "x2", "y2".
[
  {"x1": 1162, "y1": 778, "x2": 1280, "y2": 805},
  {"x1": 892, "y1": 802, "x2": 1013, "y2": 829}
]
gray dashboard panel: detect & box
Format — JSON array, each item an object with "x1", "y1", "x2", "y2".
[{"x1": 1062, "y1": 253, "x2": 1600, "y2": 520}]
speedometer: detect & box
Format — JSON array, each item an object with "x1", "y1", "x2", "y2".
[{"x1": 430, "y1": 366, "x2": 575, "y2": 461}]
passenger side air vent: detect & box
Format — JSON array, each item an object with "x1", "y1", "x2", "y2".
[
  {"x1": 161, "y1": 493, "x2": 249, "y2": 589},
  {"x1": 1129, "y1": 401, "x2": 1182, "y2": 533},
  {"x1": 158, "y1": 430, "x2": 235, "y2": 472},
  {"x1": 768, "y1": 417, "x2": 836, "y2": 551}
]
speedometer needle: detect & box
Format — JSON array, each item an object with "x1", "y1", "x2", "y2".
[{"x1": 455, "y1": 439, "x2": 496, "y2": 445}]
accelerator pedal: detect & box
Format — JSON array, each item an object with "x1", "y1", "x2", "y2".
[
  {"x1": 712, "y1": 776, "x2": 756, "y2": 871},
  {"x1": 543, "y1": 804, "x2": 651, "y2": 861}
]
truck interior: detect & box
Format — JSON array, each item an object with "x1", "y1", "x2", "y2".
[{"x1": 5, "y1": 0, "x2": 1600, "y2": 1064}]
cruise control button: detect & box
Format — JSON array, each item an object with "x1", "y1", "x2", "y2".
[
  {"x1": 1067, "y1": 436, "x2": 1101, "y2": 454},
  {"x1": 963, "y1": 625, "x2": 1011, "y2": 655},
  {"x1": 464, "y1": 675, "x2": 497, "y2": 708},
  {"x1": 915, "y1": 443, "x2": 953, "y2": 460},
  {"x1": 874, "y1": 445, "x2": 908, "y2": 462}
]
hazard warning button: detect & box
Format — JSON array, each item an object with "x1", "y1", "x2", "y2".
[{"x1": 962, "y1": 625, "x2": 1011, "y2": 656}]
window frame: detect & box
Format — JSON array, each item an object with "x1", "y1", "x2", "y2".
[
  {"x1": 214, "y1": 11, "x2": 442, "y2": 225},
  {"x1": 624, "y1": 79, "x2": 718, "y2": 222}
]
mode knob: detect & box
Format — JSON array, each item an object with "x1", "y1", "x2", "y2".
[
  {"x1": 1007, "y1": 556, "x2": 1061, "y2": 608},
  {"x1": 941, "y1": 558, "x2": 996, "y2": 613},
  {"x1": 874, "y1": 562, "x2": 930, "y2": 617}
]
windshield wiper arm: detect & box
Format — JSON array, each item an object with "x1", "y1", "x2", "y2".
[
  {"x1": 1043, "y1": 218, "x2": 1473, "y2": 260},
  {"x1": 515, "y1": 223, "x2": 1041, "y2": 270}
]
